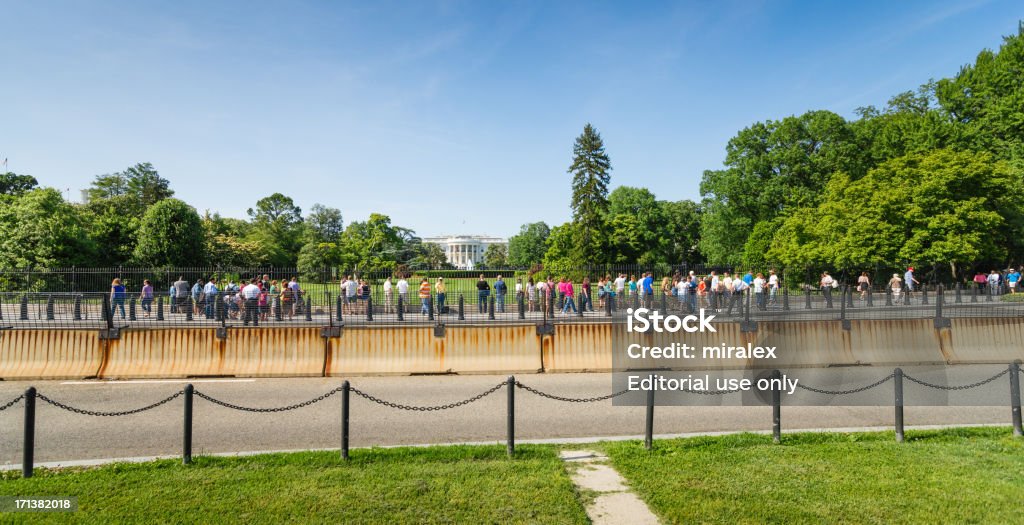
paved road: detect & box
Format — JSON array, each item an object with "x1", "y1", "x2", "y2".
[{"x1": 0, "y1": 368, "x2": 1015, "y2": 466}]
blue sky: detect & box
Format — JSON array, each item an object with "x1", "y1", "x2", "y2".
[{"x1": 2, "y1": 0, "x2": 1021, "y2": 238}]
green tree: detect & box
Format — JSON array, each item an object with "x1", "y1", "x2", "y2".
[
  {"x1": 246, "y1": 193, "x2": 305, "y2": 266},
  {"x1": 0, "y1": 189, "x2": 96, "y2": 271},
  {"x1": 338, "y1": 213, "x2": 411, "y2": 270},
  {"x1": 507, "y1": 222, "x2": 550, "y2": 266},
  {"x1": 568, "y1": 123, "x2": 612, "y2": 264},
  {"x1": 82, "y1": 195, "x2": 143, "y2": 266},
  {"x1": 656, "y1": 199, "x2": 703, "y2": 265},
  {"x1": 88, "y1": 162, "x2": 173, "y2": 214},
  {"x1": 0, "y1": 172, "x2": 39, "y2": 196},
  {"x1": 305, "y1": 204, "x2": 343, "y2": 243},
  {"x1": 296, "y1": 241, "x2": 341, "y2": 279},
  {"x1": 410, "y1": 242, "x2": 449, "y2": 269},
  {"x1": 206, "y1": 234, "x2": 268, "y2": 267},
  {"x1": 133, "y1": 198, "x2": 205, "y2": 266},
  {"x1": 483, "y1": 244, "x2": 508, "y2": 268}
]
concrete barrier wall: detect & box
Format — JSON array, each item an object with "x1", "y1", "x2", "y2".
[
  {"x1": 6, "y1": 317, "x2": 1024, "y2": 379},
  {"x1": 0, "y1": 330, "x2": 103, "y2": 380}
]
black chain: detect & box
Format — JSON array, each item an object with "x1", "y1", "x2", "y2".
[
  {"x1": 194, "y1": 388, "x2": 343, "y2": 412},
  {"x1": 796, "y1": 373, "x2": 895, "y2": 395},
  {"x1": 903, "y1": 369, "x2": 1009, "y2": 391},
  {"x1": 516, "y1": 381, "x2": 631, "y2": 402},
  {"x1": 681, "y1": 386, "x2": 744, "y2": 395},
  {"x1": 0, "y1": 394, "x2": 24, "y2": 412},
  {"x1": 37, "y1": 391, "x2": 183, "y2": 416},
  {"x1": 350, "y1": 382, "x2": 505, "y2": 411}
]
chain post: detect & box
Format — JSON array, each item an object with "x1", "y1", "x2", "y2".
[
  {"x1": 744, "y1": 289, "x2": 752, "y2": 323},
  {"x1": 772, "y1": 369, "x2": 782, "y2": 444},
  {"x1": 1011, "y1": 362, "x2": 1023, "y2": 437},
  {"x1": 894, "y1": 368, "x2": 904, "y2": 443},
  {"x1": 102, "y1": 293, "x2": 112, "y2": 325},
  {"x1": 342, "y1": 380, "x2": 351, "y2": 460},
  {"x1": 507, "y1": 376, "x2": 515, "y2": 458},
  {"x1": 458, "y1": 294, "x2": 465, "y2": 321},
  {"x1": 644, "y1": 382, "x2": 655, "y2": 450},
  {"x1": 23, "y1": 387, "x2": 36, "y2": 478},
  {"x1": 183, "y1": 384, "x2": 193, "y2": 465}
]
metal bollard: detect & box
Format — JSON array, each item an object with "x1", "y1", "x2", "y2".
[
  {"x1": 129, "y1": 297, "x2": 137, "y2": 321},
  {"x1": 1010, "y1": 362, "x2": 1022, "y2": 437},
  {"x1": 885, "y1": 288, "x2": 893, "y2": 307},
  {"x1": 23, "y1": 386, "x2": 36, "y2": 478},
  {"x1": 518, "y1": 293, "x2": 526, "y2": 320},
  {"x1": 840, "y1": 287, "x2": 847, "y2": 321},
  {"x1": 867, "y1": 287, "x2": 874, "y2": 307},
  {"x1": 103, "y1": 294, "x2": 112, "y2": 328},
  {"x1": 782, "y1": 285, "x2": 790, "y2": 311},
  {"x1": 660, "y1": 293, "x2": 667, "y2": 313},
  {"x1": 397, "y1": 296, "x2": 404, "y2": 321},
  {"x1": 458, "y1": 294, "x2": 465, "y2": 321},
  {"x1": 548, "y1": 293, "x2": 555, "y2": 318},
  {"x1": 936, "y1": 285, "x2": 945, "y2": 320},
  {"x1": 366, "y1": 296, "x2": 373, "y2": 322},
  {"x1": 428, "y1": 297, "x2": 435, "y2": 321},
  {"x1": 336, "y1": 295, "x2": 343, "y2": 322},
  {"x1": 987, "y1": 285, "x2": 994, "y2": 302},
  {"x1": 20, "y1": 295, "x2": 29, "y2": 320},
  {"x1": 846, "y1": 285, "x2": 854, "y2": 308},
  {"x1": 157, "y1": 295, "x2": 165, "y2": 321},
  {"x1": 605, "y1": 294, "x2": 613, "y2": 317},
  {"x1": 772, "y1": 369, "x2": 782, "y2": 444},
  {"x1": 0, "y1": 295, "x2": 4, "y2": 321},
  {"x1": 185, "y1": 300, "x2": 192, "y2": 321},
  {"x1": 341, "y1": 380, "x2": 351, "y2": 460},
  {"x1": 183, "y1": 384, "x2": 193, "y2": 465},
  {"x1": 804, "y1": 288, "x2": 812, "y2": 310},
  {"x1": 46, "y1": 295, "x2": 55, "y2": 320},
  {"x1": 507, "y1": 375, "x2": 515, "y2": 457},
  {"x1": 955, "y1": 283, "x2": 963, "y2": 304},
  {"x1": 971, "y1": 284, "x2": 978, "y2": 303},
  {"x1": 305, "y1": 298, "x2": 312, "y2": 322},
  {"x1": 488, "y1": 296, "x2": 495, "y2": 320},
  {"x1": 577, "y1": 296, "x2": 585, "y2": 318},
  {"x1": 645, "y1": 383, "x2": 655, "y2": 450},
  {"x1": 274, "y1": 297, "x2": 282, "y2": 321},
  {"x1": 922, "y1": 286, "x2": 929, "y2": 305},
  {"x1": 894, "y1": 368, "x2": 904, "y2": 443}
]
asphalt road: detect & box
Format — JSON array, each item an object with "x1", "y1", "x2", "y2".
[{"x1": 0, "y1": 369, "x2": 1015, "y2": 466}]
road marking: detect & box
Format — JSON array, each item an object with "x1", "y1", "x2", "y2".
[{"x1": 60, "y1": 379, "x2": 256, "y2": 385}]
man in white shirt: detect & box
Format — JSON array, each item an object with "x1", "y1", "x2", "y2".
[
  {"x1": 396, "y1": 277, "x2": 409, "y2": 312},
  {"x1": 241, "y1": 280, "x2": 261, "y2": 326},
  {"x1": 340, "y1": 276, "x2": 350, "y2": 312},
  {"x1": 614, "y1": 274, "x2": 626, "y2": 296},
  {"x1": 767, "y1": 270, "x2": 779, "y2": 306},
  {"x1": 383, "y1": 278, "x2": 393, "y2": 313},
  {"x1": 709, "y1": 272, "x2": 720, "y2": 311},
  {"x1": 345, "y1": 277, "x2": 358, "y2": 314}
]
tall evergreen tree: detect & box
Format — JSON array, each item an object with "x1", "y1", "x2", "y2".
[{"x1": 567, "y1": 123, "x2": 612, "y2": 264}]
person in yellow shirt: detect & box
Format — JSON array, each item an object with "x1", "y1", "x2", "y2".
[
  {"x1": 419, "y1": 278, "x2": 432, "y2": 315},
  {"x1": 435, "y1": 277, "x2": 447, "y2": 314}
]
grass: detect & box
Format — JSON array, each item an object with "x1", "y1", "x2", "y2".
[
  {"x1": 0, "y1": 445, "x2": 588, "y2": 524},
  {"x1": 604, "y1": 426, "x2": 1024, "y2": 524}
]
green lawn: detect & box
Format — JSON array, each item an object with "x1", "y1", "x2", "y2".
[
  {"x1": 604, "y1": 427, "x2": 1024, "y2": 524},
  {"x1": 0, "y1": 445, "x2": 588, "y2": 524}
]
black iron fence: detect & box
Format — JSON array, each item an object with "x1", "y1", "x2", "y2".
[
  {"x1": 4, "y1": 363, "x2": 1022, "y2": 478},
  {"x1": 1, "y1": 281, "x2": 1023, "y2": 329}
]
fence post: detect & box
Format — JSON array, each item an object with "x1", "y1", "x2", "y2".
[
  {"x1": 772, "y1": 369, "x2": 782, "y2": 444},
  {"x1": 305, "y1": 297, "x2": 312, "y2": 322},
  {"x1": 104, "y1": 294, "x2": 114, "y2": 327},
  {"x1": 518, "y1": 293, "x2": 525, "y2": 320},
  {"x1": 645, "y1": 383, "x2": 655, "y2": 450},
  {"x1": 397, "y1": 296, "x2": 404, "y2": 322},
  {"x1": 23, "y1": 386, "x2": 36, "y2": 478},
  {"x1": 20, "y1": 295, "x2": 29, "y2": 320},
  {"x1": 341, "y1": 380, "x2": 350, "y2": 460},
  {"x1": 183, "y1": 384, "x2": 193, "y2": 465},
  {"x1": 458, "y1": 294, "x2": 465, "y2": 321},
  {"x1": 1010, "y1": 362, "x2": 1022, "y2": 437},
  {"x1": 955, "y1": 282, "x2": 963, "y2": 304},
  {"x1": 507, "y1": 375, "x2": 515, "y2": 458},
  {"x1": 804, "y1": 287, "x2": 811, "y2": 310},
  {"x1": 488, "y1": 296, "x2": 496, "y2": 320},
  {"x1": 366, "y1": 296, "x2": 373, "y2": 322},
  {"x1": 894, "y1": 368, "x2": 904, "y2": 443},
  {"x1": 46, "y1": 295, "x2": 55, "y2": 320},
  {"x1": 156, "y1": 295, "x2": 165, "y2": 321},
  {"x1": 129, "y1": 297, "x2": 137, "y2": 321}
]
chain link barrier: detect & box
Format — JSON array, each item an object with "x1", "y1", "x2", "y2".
[
  {"x1": 903, "y1": 369, "x2": 1009, "y2": 391},
  {"x1": 796, "y1": 373, "x2": 895, "y2": 396},
  {"x1": 515, "y1": 382, "x2": 631, "y2": 402},
  {"x1": 0, "y1": 394, "x2": 25, "y2": 412},
  {"x1": 351, "y1": 382, "x2": 506, "y2": 411},
  {"x1": 37, "y1": 391, "x2": 183, "y2": 416},
  {"x1": 194, "y1": 388, "x2": 343, "y2": 412}
]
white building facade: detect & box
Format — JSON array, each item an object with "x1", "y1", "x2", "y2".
[{"x1": 423, "y1": 235, "x2": 508, "y2": 269}]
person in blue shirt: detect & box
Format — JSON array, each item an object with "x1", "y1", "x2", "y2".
[
  {"x1": 110, "y1": 278, "x2": 127, "y2": 320},
  {"x1": 494, "y1": 275, "x2": 507, "y2": 313},
  {"x1": 203, "y1": 278, "x2": 219, "y2": 319},
  {"x1": 1007, "y1": 268, "x2": 1020, "y2": 295},
  {"x1": 904, "y1": 267, "x2": 919, "y2": 304},
  {"x1": 641, "y1": 272, "x2": 654, "y2": 308},
  {"x1": 743, "y1": 271, "x2": 753, "y2": 285}
]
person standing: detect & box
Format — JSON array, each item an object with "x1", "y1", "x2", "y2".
[
  {"x1": 173, "y1": 276, "x2": 190, "y2": 316},
  {"x1": 476, "y1": 274, "x2": 491, "y2": 314},
  {"x1": 580, "y1": 276, "x2": 592, "y2": 313},
  {"x1": 533, "y1": 278, "x2": 546, "y2": 313},
  {"x1": 888, "y1": 273, "x2": 903, "y2": 305},
  {"x1": 1008, "y1": 268, "x2": 1020, "y2": 295},
  {"x1": 435, "y1": 277, "x2": 446, "y2": 314},
  {"x1": 515, "y1": 278, "x2": 524, "y2": 306},
  {"x1": 820, "y1": 272, "x2": 835, "y2": 308},
  {"x1": 110, "y1": 278, "x2": 127, "y2": 320},
  {"x1": 345, "y1": 276, "x2": 358, "y2": 315},
  {"x1": 241, "y1": 279, "x2": 261, "y2": 326},
  {"x1": 494, "y1": 275, "x2": 507, "y2": 313},
  {"x1": 987, "y1": 270, "x2": 1002, "y2": 297},
  {"x1": 418, "y1": 278, "x2": 432, "y2": 315},
  {"x1": 383, "y1": 277, "x2": 394, "y2": 313},
  {"x1": 359, "y1": 279, "x2": 371, "y2": 315},
  {"x1": 191, "y1": 279, "x2": 204, "y2": 316},
  {"x1": 396, "y1": 276, "x2": 409, "y2": 313},
  {"x1": 561, "y1": 278, "x2": 577, "y2": 315},
  {"x1": 287, "y1": 277, "x2": 301, "y2": 319},
  {"x1": 614, "y1": 274, "x2": 626, "y2": 303},
  {"x1": 709, "y1": 272, "x2": 720, "y2": 311},
  {"x1": 339, "y1": 276, "x2": 351, "y2": 314},
  {"x1": 753, "y1": 272, "x2": 767, "y2": 310},
  {"x1": 139, "y1": 279, "x2": 154, "y2": 318},
  {"x1": 767, "y1": 270, "x2": 780, "y2": 307},
  {"x1": 527, "y1": 278, "x2": 537, "y2": 312},
  {"x1": 857, "y1": 272, "x2": 871, "y2": 301},
  {"x1": 204, "y1": 278, "x2": 219, "y2": 319}
]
